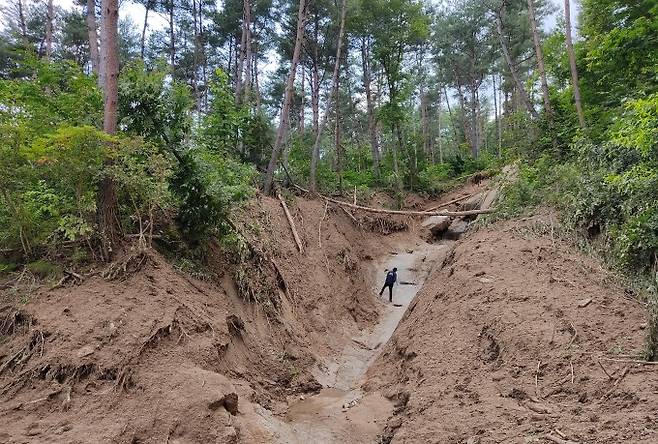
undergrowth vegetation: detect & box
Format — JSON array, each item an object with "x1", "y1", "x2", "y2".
[
  {"x1": 0, "y1": 59, "x2": 257, "y2": 262},
  {"x1": 493, "y1": 94, "x2": 658, "y2": 358},
  {"x1": 485, "y1": 0, "x2": 658, "y2": 358}
]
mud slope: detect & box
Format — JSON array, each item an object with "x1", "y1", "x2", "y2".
[
  {"x1": 0, "y1": 192, "x2": 415, "y2": 443},
  {"x1": 367, "y1": 214, "x2": 658, "y2": 444}
]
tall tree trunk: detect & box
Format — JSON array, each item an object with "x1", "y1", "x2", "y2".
[
  {"x1": 361, "y1": 37, "x2": 380, "y2": 178},
  {"x1": 263, "y1": 0, "x2": 308, "y2": 195},
  {"x1": 253, "y1": 52, "x2": 261, "y2": 109},
  {"x1": 455, "y1": 80, "x2": 471, "y2": 147},
  {"x1": 309, "y1": 0, "x2": 347, "y2": 192},
  {"x1": 17, "y1": 0, "x2": 27, "y2": 41},
  {"x1": 140, "y1": 0, "x2": 151, "y2": 59},
  {"x1": 99, "y1": 0, "x2": 120, "y2": 259},
  {"x1": 335, "y1": 103, "x2": 343, "y2": 194},
  {"x1": 498, "y1": 75, "x2": 504, "y2": 151},
  {"x1": 233, "y1": 44, "x2": 239, "y2": 86},
  {"x1": 235, "y1": 0, "x2": 248, "y2": 102},
  {"x1": 101, "y1": 0, "x2": 119, "y2": 136},
  {"x1": 493, "y1": 74, "x2": 501, "y2": 157},
  {"x1": 311, "y1": 26, "x2": 320, "y2": 136},
  {"x1": 470, "y1": 84, "x2": 479, "y2": 157},
  {"x1": 421, "y1": 89, "x2": 430, "y2": 159},
  {"x1": 192, "y1": 0, "x2": 199, "y2": 109},
  {"x1": 495, "y1": 13, "x2": 539, "y2": 120},
  {"x1": 86, "y1": 0, "x2": 100, "y2": 76},
  {"x1": 299, "y1": 64, "x2": 305, "y2": 134},
  {"x1": 200, "y1": 4, "x2": 208, "y2": 112},
  {"x1": 527, "y1": 0, "x2": 552, "y2": 117},
  {"x1": 243, "y1": 0, "x2": 252, "y2": 103},
  {"x1": 44, "y1": 0, "x2": 54, "y2": 61},
  {"x1": 228, "y1": 35, "x2": 233, "y2": 78},
  {"x1": 564, "y1": 0, "x2": 585, "y2": 128},
  {"x1": 443, "y1": 85, "x2": 458, "y2": 146},
  {"x1": 168, "y1": 0, "x2": 175, "y2": 68},
  {"x1": 437, "y1": 89, "x2": 442, "y2": 163},
  {"x1": 392, "y1": 121, "x2": 403, "y2": 195}
]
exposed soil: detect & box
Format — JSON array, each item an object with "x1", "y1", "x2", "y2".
[
  {"x1": 3, "y1": 179, "x2": 655, "y2": 444},
  {"x1": 253, "y1": 242, "x2": 451, "y2": 443},
  {"x1": 0, "y1": 185, "x2": 475, "y2": 443},
  {"x1": 366, "y1": 213, "x2": 658, "y2": 443}
]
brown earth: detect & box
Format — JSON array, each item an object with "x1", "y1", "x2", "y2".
[
  {"x1": 4, "y1": 179, "x2": 655, "y2": 444},
  {"x1": 366, "y1": 213, "x2": 658, "y2": 443},
  {"x1": 0, "y1": 184, "x2": 477, "y2": 444}
]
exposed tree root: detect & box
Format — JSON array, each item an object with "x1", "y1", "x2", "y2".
[
  {"x1": 0, "y1": 306, "x2": 33, "y2": 337},
  {"x1": 359, "y1": 215, "x2": 408, "y2": 235},
  {"x1": 50, "y1": 270, "x2": 85, "y2": 290},
  {"x1": 102, "y1": 250, "x2": 150, "y2": 281},
  {"x1": 114, "y1": 366, "x2": 134, "y2": 392},
  {"x1": 0, "y1": 329, "x2": 47, "y2": 376},
  {"x1": 225, "y1": 218, "x2": 293, "y2": 315}
]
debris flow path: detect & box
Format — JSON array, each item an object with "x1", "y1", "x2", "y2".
[{"x1": 254, "y1": 240, "x2": 451, "y2": 443}]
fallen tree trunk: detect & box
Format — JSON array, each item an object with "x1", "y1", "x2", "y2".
[
  {"x1": 293, "y1": 185, "x2": 493, "y2": 218},
  {"x1": 277, "y1": 192, "x2": 304, "y2": 253},
  {"x1": 423, "y1": 190, "x2": 484, "y2": 213}
]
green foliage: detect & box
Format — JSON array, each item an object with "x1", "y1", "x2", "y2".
[
  {"x1": 26, "y1": 260, "x2": 62, "y2": 279},
  {"x1": 201, "y1": 69, "x2": 246, "y2": 151},
  {"x1": 118, "y1": 60, "x2": 193, "y2": 151},
  {"x1": 494, "y1": 157, "x2": 579, "y2": 221},
  {"x1": 567, "y1": 95, "x2": 658, "y2": 269},
  {"x1": 201, "y1": 68, "x2": 272, "y2": 166},
  {"x1": 107, "y1": 138, "x2": 175, "y2": 236},
  {"x1": 0, "y1": 263, "x2": 18, "y2": 274},
  {"x1": 170, "y1": 147, "x2": 256, "y2": 244},
  {"x1": 0, "y1": 124, "x2": 175, "y2": 254},
  {"x1": 417, "y1": 163, "x2": 454, "y2": 195},
  {"x1": 0, "y1": 57, "x2": 102, "y2": 142},
  {"x1": 503, "y1": 93, "x2": 658, "y2": 272}
]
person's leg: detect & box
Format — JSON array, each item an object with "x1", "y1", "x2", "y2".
[
  {"x1": 388, "y1": 284, "x2": 393, "y2": 302},
  {"x1": 379, "y1": 284, "x2": 386, "y2": 296}
]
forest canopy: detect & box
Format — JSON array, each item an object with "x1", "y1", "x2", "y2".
[{"x1": 0, "y1": 0, "x2": 657, "y2": 273}]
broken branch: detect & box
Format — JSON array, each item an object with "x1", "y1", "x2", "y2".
[
  {"x1": 318, "y1": 201, "x2": 328, "y2": 248},
  {"x1": 544, "y1": 433, "x2": 579, "y2": 444},
  {"x1": 600, "y1": 358, "x2": 658, "y2": 365},
  {"x1": 277, "y1": 192, "x2": 304, "y2": 253},
  {"x1": 597, "y1": 359, "x2": 614, "y2": 380}
]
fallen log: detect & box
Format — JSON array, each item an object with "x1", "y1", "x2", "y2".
[
  {"x1": 322, "y1": 196, "x2": 493, "y2": 218},
  {"x1": 423, "y1": 190, "x2": 484, "y2": 213},
  {"x1": 292, "y1": 185, "x2": 492, "y2": 217},
  {"x1": 277, "y1": 192, "x2": 304, "y2": 253}
]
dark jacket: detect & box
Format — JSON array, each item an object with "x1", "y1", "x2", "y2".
[{"x1": 385, "y1": 270, "x2": 397, "y2": 286}]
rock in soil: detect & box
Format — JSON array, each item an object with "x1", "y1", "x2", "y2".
[
  {"x1": 421, "y1": 216, "x2": 451, "y2": 237},
  {"x1": 444, "y1": 219, "x2": 469, "y2": 240},
  {"x1": 209, "y1": 393, "x2": 239, "y2": 415}
]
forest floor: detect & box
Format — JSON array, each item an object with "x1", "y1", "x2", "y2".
[{"x1": 2, "y1": 179, "x2": 657, "y2": 444}]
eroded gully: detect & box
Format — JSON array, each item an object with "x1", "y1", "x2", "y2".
[{"x1": 250, "y1": 239, "x2": 451, "y2": 443}]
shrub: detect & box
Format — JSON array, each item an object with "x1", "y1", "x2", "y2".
[
  {"x1": 417, "y1": 163, "x2": 454, "y2": 195},
  {"x1": 171, "y1": 147, "x2": 255, "y2": 243},
  {"x1": 0, "y1": 125, "x2": 174, "y2": 255}
]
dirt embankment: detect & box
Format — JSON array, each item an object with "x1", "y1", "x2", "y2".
[
  {"x1": 366, "y1": 214, "x2": 658, "y2": 443},
  {"x1": 0, "y1": 191, "x2": 418, "y2": 443},
  {"x1": 8, "y1": 178, "x2": 650, "y2": 444}
]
